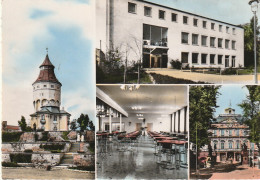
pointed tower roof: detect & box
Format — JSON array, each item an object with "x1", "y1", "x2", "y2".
[{"x1": 33, "y1": 53, "x2": 61, "y2": 85}]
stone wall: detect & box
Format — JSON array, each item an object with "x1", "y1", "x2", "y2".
[
  {"x1": 20, "y1": 132, "x2": 35, "y2": 142},
  {"x1": 85, "y1": 131, "x2": 95, "y2": 142},
  {"x1": 32, "y1": 154, "x2": 63, "y2": 167},
  {"x1": 2, "y1": 154, "x2": 11, "y2": 162},
  {"x1": 79, "y1": 143, "x2": 94, "y2": 154},
  {"x1": 73, "y1": 154, "x2": 94, "y2": 166}
]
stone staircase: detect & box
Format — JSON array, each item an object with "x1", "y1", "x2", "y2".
[{"x1": 58, "y1": 143, "x2": 80, "y2": 167}]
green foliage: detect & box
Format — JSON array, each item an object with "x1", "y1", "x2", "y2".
[
  {"x1": 69, "y1": 166, "x2": 95, "y2": 171},
  {"x1": 2, "y1": 162, "x2": 20, "y2": 167},
  {"x1": 40, "y1": 132, "x2": 49, "y2": 141},
  {"x1": 70, "y1": 119, "x2": 77, "y2": 131},
  {"x1": 39, "y1": 143, "x2": 65, "y2": 151},
  {"x1": 88, "y1": 142, "x2": 95, "y2": 153},
  {"x1": 189, "y1": 86, "x2": 221, "y2": 150},
  {"x1": 18, "y1": 116, "x2": 27, "y2": 132},
  {"x1": 10, "y1": 153, "x2": 32, "y2": 163},
  {"x1": 62, "y1": 131, "x2": 70, "y2": 140},
  {"x1": 238, "y1": 86, "x2": 260, "y2": 145},
  {"x1": 2, "y1": 132, "x2": 23, "y2": 142},
  {"x1": 24, "y1": 149, "x2": 33, "y2": 153},
  {"x1": 221, "y1": 67, "x2": 237, "y2": 75},
  {"x1": 77, "y1": 114, "x2": 95, "y2": 132},
  {"x1": 25, "y1": 126, "x2": 33, "y2": 132},
  {"x1": 170, "y1": 59, "x2": 182, "y2": 69}
]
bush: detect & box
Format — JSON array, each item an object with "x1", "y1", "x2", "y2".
[
  {"x1": 24, "y1": 149, "x2": 33, "y2": 153},
  {"x1": 170, "y1": 59, "x2": 182, "y2": 69},
  {"x1": 2, "y1": 132, "x2": 23, "y2": 142},
  {"x1": 69, "y1": 166, "x2": 95, "y2": 171},
  {"x1": 40, "y1": 143, "x2": 65, "y2": 151},
  {"x1": 221, "y1": 67, "x2": 237, "y2": 75},
  {"x1": 10, "y1": 153, "x2": 32, "y2": 163},
  {"x1": 50, "y1": 150, "x2": 61, "y2": 153},
  {"x1": 2, "y1": 162, "x2": 20, "y2": 167},
  {"x1": 88, "y1": 142, "x2": 95, "y2": 153},
  {"x1": 40, "y1": 132, "x2": 49, "y2": 141},
  {"x1": 62, "y1": 131, "x2": 70, "y2": 141}
]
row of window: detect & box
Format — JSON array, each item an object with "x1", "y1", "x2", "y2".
[
  {"x1": 213, "y1": 140, "x2": 244, "y2": 149},
  {"x1": 128, "y1": 2, "x2": 236, "y2": 34},
  {"x1": 34, "y1": 84, "x2": 59, "y2": 90},
  {"x1": 213, "y1": 129, "x2": 247, "y2": 136},
  {"x1": 181, "y1": 52, "x2": 236, "y2": 67},
  {"x1": 181, "y1": 32, "x2": 236, "y2": 50}
]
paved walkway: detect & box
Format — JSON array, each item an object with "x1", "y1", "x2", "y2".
[
  {"x1": 2, "y1": 167, "x2": 95, "y2": 179},
  {"x1": 146, "y1": 69, "x2": 260, "y2": 84},
  {"x1": 210, "y1": 165, "x2": 260, "y2": 179}
]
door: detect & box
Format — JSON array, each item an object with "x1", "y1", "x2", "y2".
[
  {"x1": 136, "y1": 123, "x2": 142, "y2": 131},
  {"x1": 147, "y1": 123, "x2": 153, "y2": 132},
  {"x1": 225, "y1": 56, "x2": 229, "y2": 67}
]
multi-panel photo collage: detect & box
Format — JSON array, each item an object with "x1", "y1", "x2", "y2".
[{"x1": 2, "y1": 0, "x2": 260, "y2": 179}]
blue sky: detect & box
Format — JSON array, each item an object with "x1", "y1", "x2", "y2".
[
  {"x1": 148, "y1": 0, "x2": 259, "y2": 25},
  {"x1": 214, "y1": 85, "x2": 249, "y2": 117},
  {"x1": 2, "y1": 0, "x2": 95, "y2": 126}
]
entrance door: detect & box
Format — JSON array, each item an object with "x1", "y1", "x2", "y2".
[
  {"x1": 150, "y1": 57, "x2": 155, "y2": 68},
  {"x1": 147, "y1": 123, "x2": 153, "y2": 132},
  {"x1": 136, "y1": 123, "x2": 142, "y2": 131}
]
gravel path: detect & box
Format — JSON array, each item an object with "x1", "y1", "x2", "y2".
[
  {"x1": 146, "y1": 69, "x2": 260, "y2": 84},
  {"x1": 2, "y1": 168, "x2": 95, "y2": 179}
]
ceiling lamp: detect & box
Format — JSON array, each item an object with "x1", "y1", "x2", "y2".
[
  {"x1": 120, "y1": 84, "x2": 140, "y2": 91},
  {"x1": 132, "y1": 106, "x2": 142, "y2": 110},
  {"x1": 136, "y1": 114, "x2": 143, "y2": 117}
]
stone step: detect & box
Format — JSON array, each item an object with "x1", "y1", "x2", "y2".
[
  {"x1": 60, "y1": 154, "x2": 74, "y2": 164},
  {"x1": 69, "y1": 143, "x2": 80, "y2": 152}
]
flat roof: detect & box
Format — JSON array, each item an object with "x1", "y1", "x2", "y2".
[{"x1": 136, "y1": 0, "x2": 244, "y2": 29}]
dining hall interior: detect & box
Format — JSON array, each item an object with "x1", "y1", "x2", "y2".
[{"x1": 96, "y1": 85, "x2": 188, "y2": 179}]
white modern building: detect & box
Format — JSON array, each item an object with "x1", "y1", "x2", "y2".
[{"x1": 96, "y1": 0, "x2": 244, "y2": 69}]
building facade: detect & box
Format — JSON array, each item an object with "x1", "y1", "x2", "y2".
[
  {"x1": 208, "y1": 107, "x2": 252, "y2": 163},
  {"x1": 96, "y1": 0, "x2": 244, "y2": 69},
  {"x1": 30, "y1": 53, "x2": 70, "y2": 131}
]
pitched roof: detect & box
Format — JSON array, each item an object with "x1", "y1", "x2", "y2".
[{"x1": 33, "y1": 54, "x2": 61, "y2": 85}]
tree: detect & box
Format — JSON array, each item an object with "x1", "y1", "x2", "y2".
[
  {"x1": 18, "y1": 116, "x2": 27, "y2": 132},
  {"x1": 77, "y1": 114, "x2": 95, "y2": 132},
  {"x1": 243, "y1": 16, "x2": 260, "y2": 68},
  {"x1": 238, "y1": 85, "x2": 260, "y2": 154},
  {"x1": 189, "y1": 86, "x2": 220, "y2": 168},
  {"x1": 70, "y1": 119, "x2": 77, "y2": 131}
]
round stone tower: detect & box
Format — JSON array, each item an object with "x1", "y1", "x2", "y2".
[{"x1": 32, "y1": 53, "x2": 62, "y2": 112}]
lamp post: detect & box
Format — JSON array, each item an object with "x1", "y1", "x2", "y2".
[{"x1": 249, "y1": 0, "x2": 259, "y2": 84}]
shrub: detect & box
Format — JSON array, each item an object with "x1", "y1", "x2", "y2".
[
  {"x1": 10, "y1": 153, "x2": 32, "y2": 163},
  {"x1": 40, "y1": 143, "x2": 65, "y2": 151},
  {"x1": 34, "y1": 134, "x2": 38, "y2": 141},
  {"x1": 88, "y1": 142, "x2": 95, "y2": 153},
  {"x1": 170, "y1": 59, "x2": 182, "y2": 69},
  {"x1": 2, "y1": 132, "x2": 23, "y2": 142},
  {"x1": 69, "y1": 166, "x2": 95, "y2": 171},
  {"x1": 2, "y1": 162, "x2": 20, "y2": 167},
  {"x1": 24, "y1": 149, "x2": 33, "y2": 153},
  {"x1": 62, "y1": 131, "x2": 70, "y2": 141},
  {"x1": 40, "y1": 132, "x2": 49, "y2": 141},
  {"x1": 222, "y1": 67, "x2": 237, "y2": 75}
]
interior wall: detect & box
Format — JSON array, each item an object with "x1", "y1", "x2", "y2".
[{"x1": 171, "y1": 106, "x2": 188, "y2": 133}]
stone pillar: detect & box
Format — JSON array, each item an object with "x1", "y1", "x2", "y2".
[
  {"x1": 119, "y1": 114, "x2": 122, "y2": 132},
  {"x1": 109, "y1": 108, "x2": 112, "y2": 133}
]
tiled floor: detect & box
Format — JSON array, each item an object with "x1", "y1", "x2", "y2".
[{"x1": 97, "y1": 135, "x2": 188, "y2": 179}]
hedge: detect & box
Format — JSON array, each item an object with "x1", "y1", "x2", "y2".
[
  {"x1": 2, "y1": 162, "x2": 20, "y2": 167},
  {"x1": 10, "y1": 153, "x2": 32, "y2": 163},
  {"x1": 40, "y1": 143, "x2": 65, "y2": 151},
  {"x1": 2, "y1": 132, "x2": 23, "y2": 142}
]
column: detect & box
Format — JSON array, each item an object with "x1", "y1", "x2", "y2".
[
  {"x1": 170, "y1": 114, "x2": 173, "y2": 132},
  {"x1": 109, "y1": 108, "x2": 112, "y2": 133},
  {"x1": 119, "y1": 114, "x2": 122, "y2": 132}
]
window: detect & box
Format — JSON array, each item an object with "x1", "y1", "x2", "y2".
[
  {"x1": 218, "y1": 55, "x2": 223, "y2": 64},
  {"x1": 210, "y1": 37, "x2": 215, "y2": 47},
  {"x1": 41, "y1": 114, "x2": 45, "y2": 120},
  {"x1": 51, "y1": 85, "x2": 54, "y2": 88},
  {"x1": 232, "y1": 41, "x2": 236, "y2": 50},
  {"x1": 226, "y1": 26, "x2": 229, "y2": 33},
  {"x1": 144, "y1": 6, "x2": 152, "y2": 17},
  {"x1": 128, "y1": 2, "x2": 136, "y2": 13},
  {"x1": 172, "y1": 13, "x2": 177, "y2": 22},
  {"x1": 219, "y1": 25, "x2": 223, "y2": 32},
  {"x1": 225, "y1": 39, "x2": 230, "y2": 49},
  {"x1": 192, "y1": 34, "x2": 199, "y2": 45},
  {"x1": 193, "y1": 18, "x2": 198, "y2": 26},
  {"x1": 211, "y1": 23, "x2": 215, "y2": 30},
  {"x1": 221, "y1": 141, "x2": 225, "y2": 149},
  {"x1": 44, "y1": 85, "x2": 47, "y2": 87},
  {"x1": 213, "y1": 141, "x2": 218, "y2": 149},
  {"x1": 236, "y1": 129, "x2": 239, "y2": 136},
  {"x1": 203, "y1": 21, "x2": 207, "y2": 28},
  {"x1": 192, "y1": 53, "x2": 199, "y2": 64},
  {"x1": 183, "y1": 16, "x2": 188, "y2": 24},
  {"x1": 236, "y1": 140, "x2": 240, "y2": 149},
  {"x1": 225, "y1": 55, "x2": 229, "y2": 67},
  {"x1": 210, "y1": 54, "x2": 215, "y2": 64},
  {"x1": 159, "y1": 10, "x2": 165, "y2": 19},
  {"x1": 229, "y1": 129, "x2": 232, "y2": 136},
  {"x1": 218, "y1": 38, "x2": 223, "y2": 48},
  {"x1": 181, "y1": 52, "x2": 189, "y2": 63},
  {"x1": 232, "y1": 56, "x2": 236, "y2": 67},
  {"x1": 214, "y1": 130, "x2": 217, "y2": 136},
  {"x1": 201, "y1": 54, "x2": 207, "y2": 64},
  {"x1": 201, "y1": 36, "x2": 207, "y2": 46},
  {"x1": 181, "y1": 32, "x2": 189, "y2": 44},
  {"x1": 229, "y1": 141, "x2": 233, "y2": 149},
  {"x1": 232, "y1": 28, "x2": 236, "y2": 35},
  {"x1": 54, "y1": 116, "x2": 57, "y2": 122},
  {"x1": 105, "y1": 123, "x2": 110, "y2": 131},
  {"x1": 221, "y1": 129, "x2": 225, "y2": 136}
]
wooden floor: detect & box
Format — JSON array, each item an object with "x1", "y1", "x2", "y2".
[{"x1": 97, "y1": 135, "x2": 188, "y2": 179}]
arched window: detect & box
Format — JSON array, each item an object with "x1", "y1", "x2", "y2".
[
  {"x1": 213, "y1": 140, "x2": 218, "y2": 150},
  {"x1": 221, "y1": 140, "x2": 225, "y2": 149},
  {"x1": 236, "y1": 140, "x2": 240, "y2": 149},
  {"x1": 228, "y1": 141, "x2": 233, "y2": 149}
]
